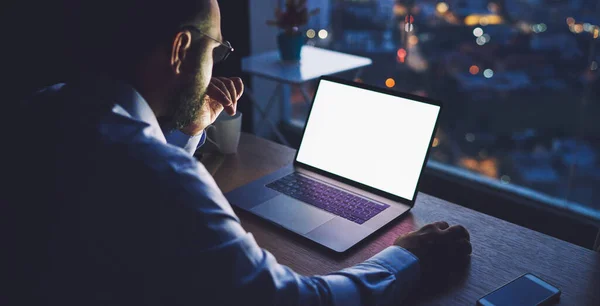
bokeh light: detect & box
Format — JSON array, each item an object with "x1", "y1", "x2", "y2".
[
  {"x1": 479, "y1": 17, "x2": 489, "y2": 26},
  {"x1": 465, "y1": 133, "x2": 475, "y2": 142},
  {"x1": 480, "y1": 159, "x2": 498, "y2": 178},
  {"x1": 473, "y1": 27, "x2": 484, "y2": 37},
  {"x1": 476, "y1": 36, "x2": 486, "y2": 45},
  {"x1": 436, "y1": 2, "x2": 449, "y2": 14},
  {"x1": 393, "y1": 4, "x2": 407, "y2": 16},
  {"x1": 464, "y1": 14, "x2": 502, "y2": 26},
  {"x1": 432, "y1": 138, "x2": 440, "y2": 147},
  {"x1": 484, "y1": 69, "x2": 494, "y2": 78},
  {"x1": 408, "y1": 35, "x2": 419, "y2": 46},
  {"x1": 318, "y1": 29, "x2": 328, "y2": 39},
  {"x1": 397, "y1": 48, "x2": 407, "y2": 58},
  {"x1": 566, "y1": 17, "x2": 575, "y2": 26},
  {"x1": 532, "y1": 23, "x2": 547, "y2": 33},
  {"x1": 306, "y1": 29, "x2": 315, "y2": 39},
  {"x1": 487, "y1": 3, "x2": 499, "y2": 13},
  {"x1": 385, "y1": 78, "x2": 396, "y2": 88},
  {"x1": 479, "y1": 150, "x2": 489, "y2": 159},
  {"x1": 591, "y1": 61, "x2": 598, "y2": 71},
  {"x1": 469, "y1": 65, "x2": 480, "y2": 75},
  {"x1": 397, "y1": 48, "x2": 407, "y2": 63}
]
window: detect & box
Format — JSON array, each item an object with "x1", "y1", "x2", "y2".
[{"x1": 292, "y1": 0, "x2": 600, "y2": 222}]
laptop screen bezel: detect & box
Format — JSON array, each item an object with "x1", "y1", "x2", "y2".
[{"x1": 293, "y1": 75, "x2": 443, "y2": 207}]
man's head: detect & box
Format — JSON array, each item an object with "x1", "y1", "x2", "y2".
[
  {"x1": 69, "y1": 0, "x2": 225, "y2": 127},
  {"x1": 161, "y1": 0, "x2": 226, "y2": 130}
]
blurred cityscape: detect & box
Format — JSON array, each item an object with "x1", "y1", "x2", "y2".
[{"x1": 292, "y1": 0, "x2": 600, "y2": 218}]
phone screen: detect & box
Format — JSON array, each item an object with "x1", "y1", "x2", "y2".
[{"x1": 477, "y1": 273, "x2": 560, "y2": 306}]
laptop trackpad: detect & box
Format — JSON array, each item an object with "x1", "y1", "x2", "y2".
[{"x1": 250, "y1": 195, "x2": 335, "y2": 234}]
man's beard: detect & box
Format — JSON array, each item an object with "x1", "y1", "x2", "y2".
[{"x1": 168, "y1": 73, "x2": 208, "y2": 130}]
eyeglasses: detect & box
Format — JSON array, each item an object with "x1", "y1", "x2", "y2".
[{"x1": 185, "y1": 26, "x2": 234, "y2": 64}]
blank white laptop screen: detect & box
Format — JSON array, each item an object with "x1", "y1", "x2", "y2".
[{"x1": 296, "y1": 79, "x2": 441, "y2": 201}]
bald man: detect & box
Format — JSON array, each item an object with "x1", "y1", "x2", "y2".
[{"x1": 6, "y1": 1, "x2": 471, "y2": 305}]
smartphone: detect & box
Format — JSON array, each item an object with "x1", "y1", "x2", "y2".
[{"x1": 476, "y1": 273, "x2": 561, "y2": 306}]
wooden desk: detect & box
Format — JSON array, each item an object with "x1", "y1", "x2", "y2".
[{"x1": 202, "y1": 133, "x2": 600, "y2": 305}]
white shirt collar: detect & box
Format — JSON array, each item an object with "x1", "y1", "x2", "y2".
[
  {"x1": 111, "y1": 80, "x2": 167, "y2": 144},
  {"x1": 81, "y1": 76, "x2": 168, "y2": 144}
]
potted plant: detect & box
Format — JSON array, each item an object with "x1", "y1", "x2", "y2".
[{"x1": 267, "y1": 0, "x2": 319, "y2": 61}]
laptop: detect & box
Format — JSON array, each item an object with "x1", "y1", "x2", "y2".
[{"x1": 226, "y1": 76, "x2": 442, "y2": 252}]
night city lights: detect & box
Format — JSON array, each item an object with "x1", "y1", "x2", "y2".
[{"x1": 302, "y1": 0, "x2": 600, "y2": 215}]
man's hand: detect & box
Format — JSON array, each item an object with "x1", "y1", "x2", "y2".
[
  {"x1": 394, "y1": 221, "x2": 471, "y2": 281},
  {"x1": 180, "y1": 77, "x2": 244, "y2": 136}
]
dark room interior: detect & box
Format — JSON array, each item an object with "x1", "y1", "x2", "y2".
[{"x1": 3, "y1": 1, "x2": 599, "y2": 305}]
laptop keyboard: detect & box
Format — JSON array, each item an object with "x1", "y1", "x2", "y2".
[{"x1": 266, "y1": 173, "x2": 390, "y2": 224}]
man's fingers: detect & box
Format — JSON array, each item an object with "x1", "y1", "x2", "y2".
[
  {"x1": 217, "y1": 77, "x2": 237, "y2": 97},
  {"x1": 214, "y1": 77, "x2": 244, "y2": 100},
  {"x1": 422, "y1": 221, "x2": 449, "y2": 231},
  {"x1": 439, "y1": 239, "x2": 471, "y2": 265},
  {"x1": 231, "y1": 77, "x2": 244, "y2": 99},
  {"x1": 215, "y1": 77, "x2": 237, "y2": 103},
  {"x1": 213, "y1": 78, "x2": 240, "y2": 115},
  {"x1": 455, "y1": 238, "x2": 472, "y2": 255},
  {"x1": 432, "y1": 221, "x2": 450, "y2": 230},
  {"x1": 206, "y1": 82, "x2": 233, "y2": 107},
  {"x1": 444, "y1": 225, "x2": 470, "y2": 241},
  {"x1": 217, "y1": 77, "x2": 238, "y2": 114},
  {"x1": 211, "y1": 78, "x2": 234, "y2": 103}
]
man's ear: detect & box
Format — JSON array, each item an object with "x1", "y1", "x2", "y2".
[{"x1": 170, "y1": 30, "x2": 193, "y2": 75}]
